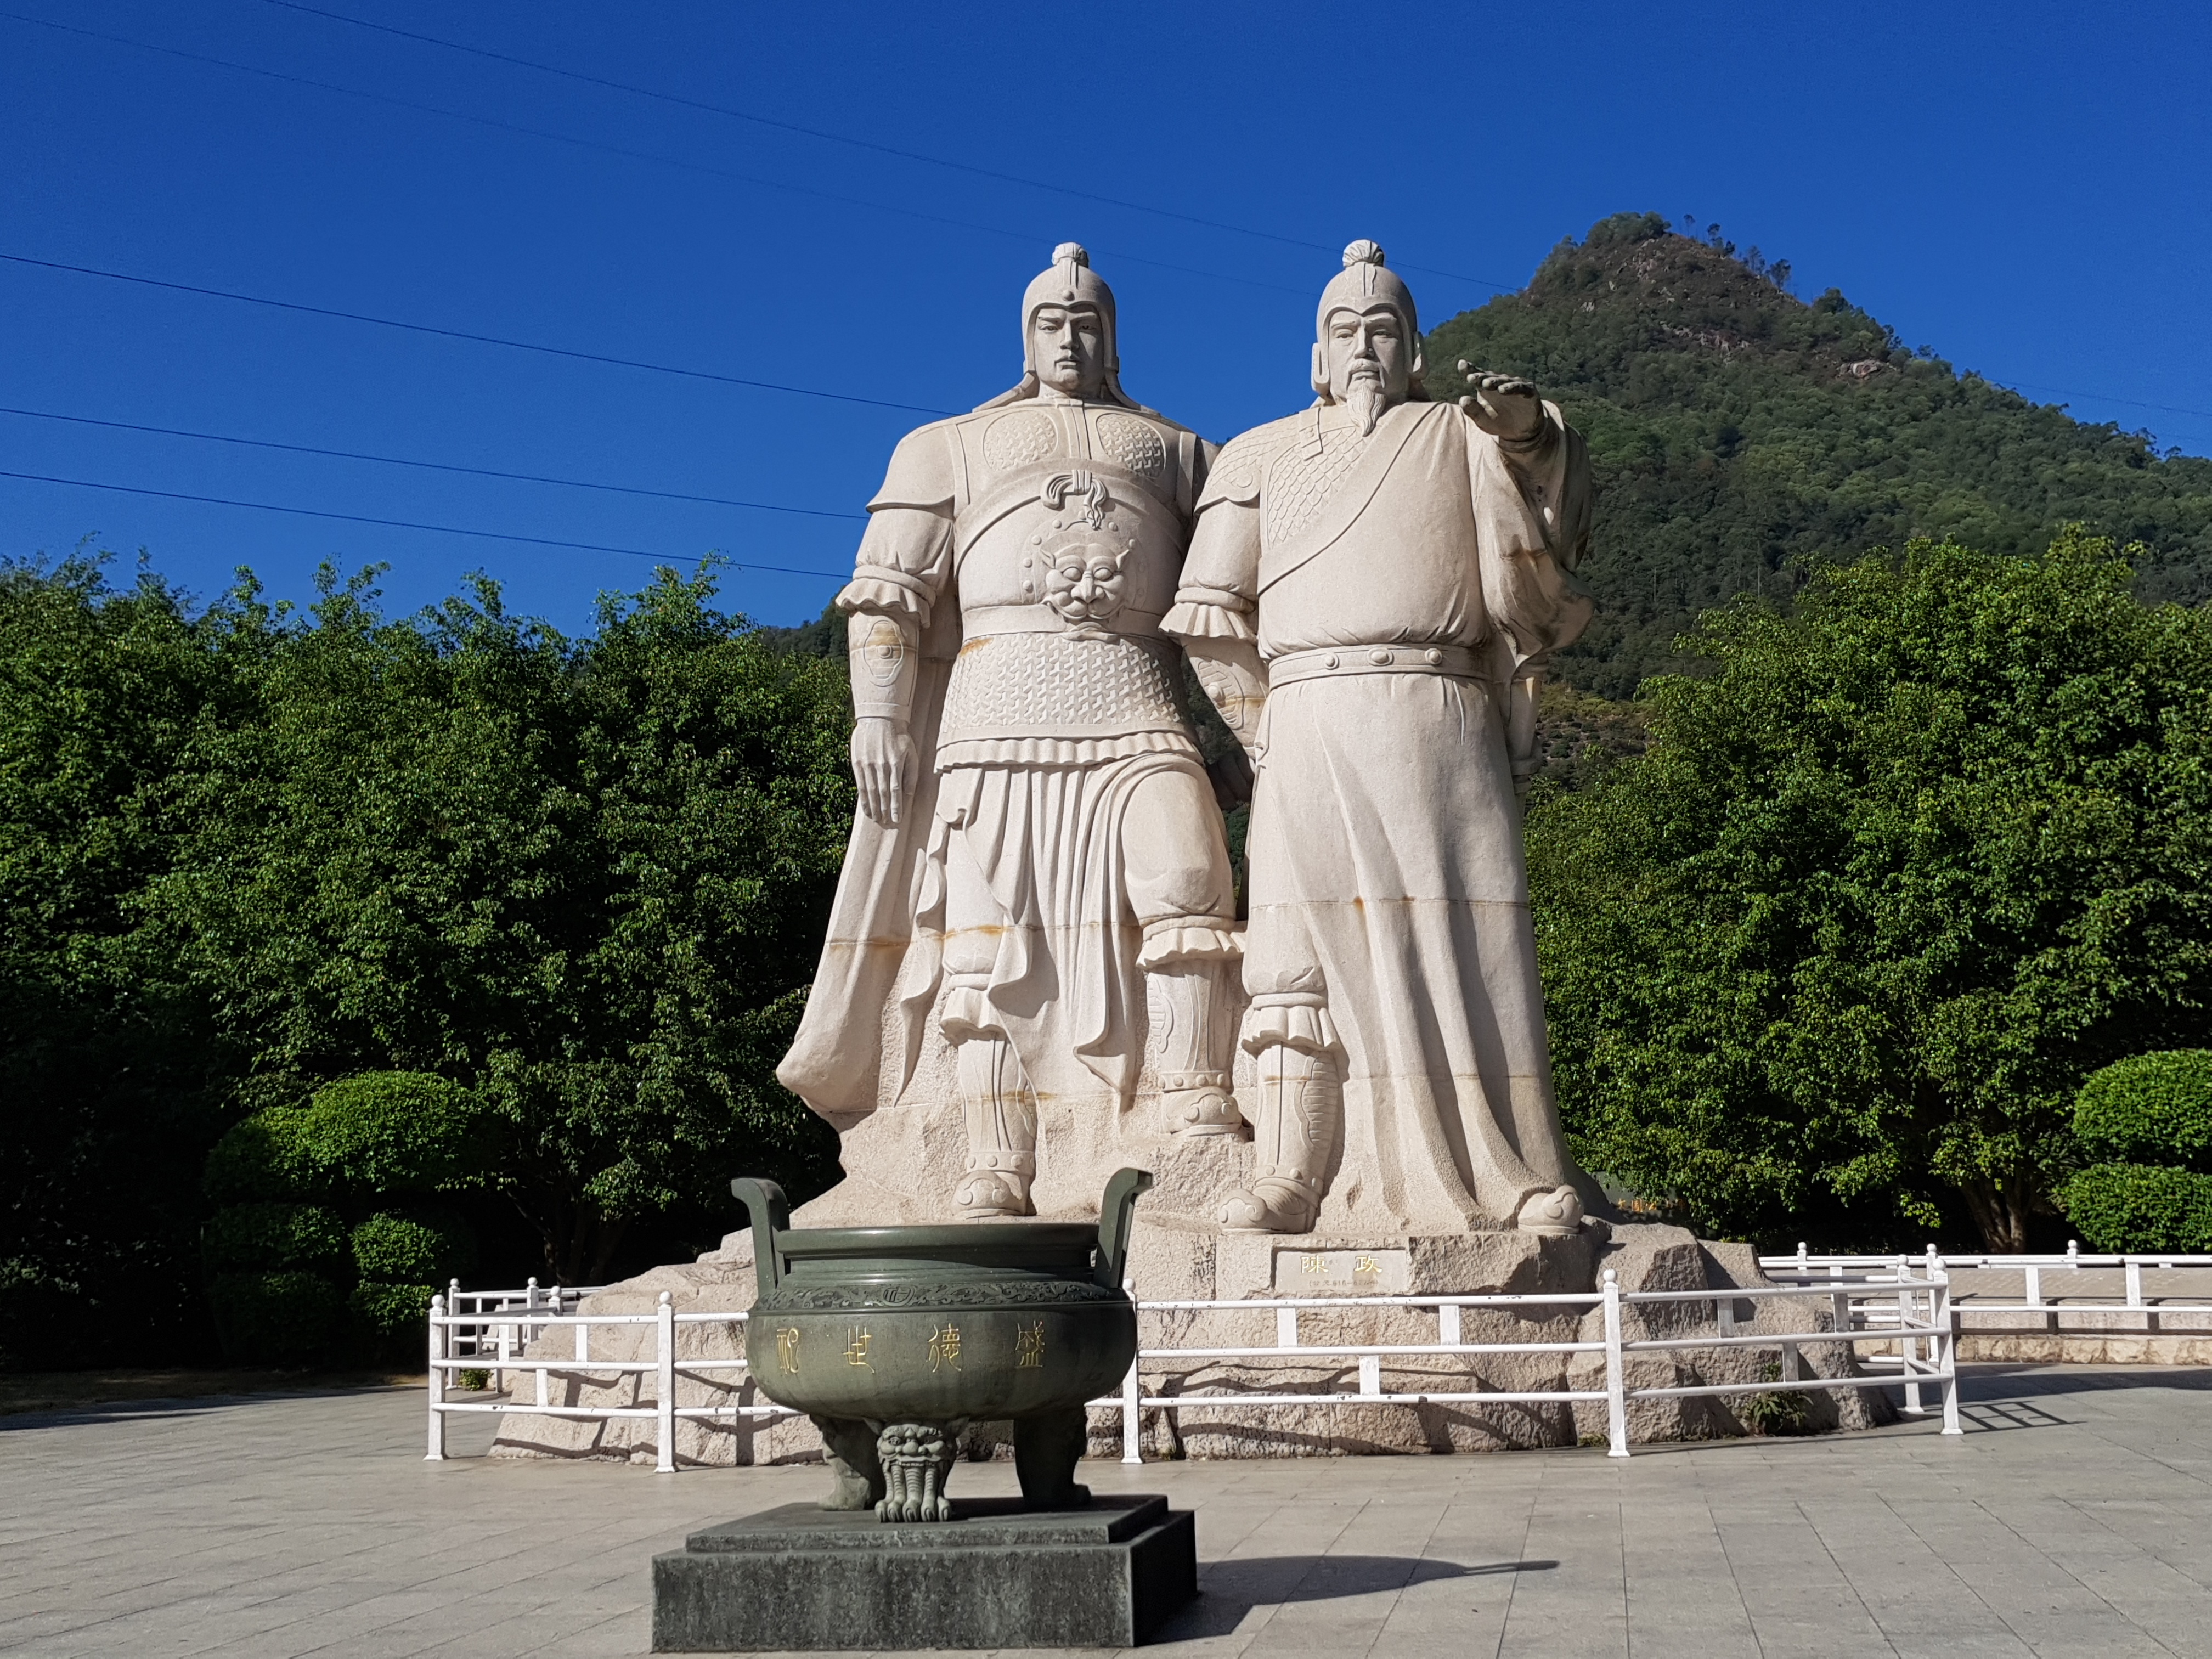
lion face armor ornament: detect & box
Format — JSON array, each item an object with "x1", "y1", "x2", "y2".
[{"x1": 1037, "y1": 471, "x2": 1132, "y2": 637}]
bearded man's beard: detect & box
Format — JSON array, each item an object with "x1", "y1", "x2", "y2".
[{"x1": 1346, "y1": 373, "x2": 1387, "y2": 437}]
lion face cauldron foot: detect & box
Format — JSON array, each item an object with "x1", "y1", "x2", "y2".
[{"x1": 874, "y1": 1420, "x2": 968, "y2": 1522}]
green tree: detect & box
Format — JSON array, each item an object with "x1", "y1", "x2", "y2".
[
  {"x1": 0, "y1": 555, "x2": 266, "y2": 1365},
  {"x1": 164, "y1": 564, "x2": 850, "y2": 1281},
  {"x1": 3, "y1": 552, "x2": 855, "y2": 1364},
  {"x1": 1529, "y1": 531, "x2": 2212, "y2": 1250}
]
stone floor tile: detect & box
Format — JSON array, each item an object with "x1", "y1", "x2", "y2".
[{"x1": 4, "y1": 1364, "x2": 2211, "y2": 1658}]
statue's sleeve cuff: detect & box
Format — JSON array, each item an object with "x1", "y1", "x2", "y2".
[
  {"x1": 1241, "y1": 994, "x2": 1340, "y2": 1057},
  {"x1": 1136, "y1": 918, "x2": 1243, "y2": 969},
  {"x1": 836, "y1": 569, "x2": 932, "y2": 624},
  {"x1": 1162, "y1": 595, "x2": 1256, "y2": 643}
]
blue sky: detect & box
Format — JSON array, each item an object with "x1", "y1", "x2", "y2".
[{"x1": 4, "y1": 1, "x2": 2208, "y2": 633}]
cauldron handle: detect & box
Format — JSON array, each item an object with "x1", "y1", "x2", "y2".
[
  {"x1": 1093, "y1": 1167, "x2": 1155, "y2": 1290},
  {"x1": 729, "y1": 1178, "x2": 791, "y2": 1298}
]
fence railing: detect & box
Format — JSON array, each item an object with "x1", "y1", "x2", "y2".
[
  {"x1": 425, "y1": 1264, "x2": 1960, "y2": 1472},
  {"x1": 1762, "y1": 1245, "x2": 2212, "y2": 1332},
  {"x1": 436, "y1": 1277, "x2": 608, "y2": 1386}
]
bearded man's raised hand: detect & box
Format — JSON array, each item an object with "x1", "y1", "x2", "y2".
[{"x1": 1456, "y1": 360, "x2": 1545, "y2": 442}]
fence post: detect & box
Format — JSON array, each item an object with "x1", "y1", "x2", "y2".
[
  {"x1": 2125, "y1": 1259, "x2": 2144, "y2": 1310},
  {"x1": 1934, "y1": 1272, "x2": 1961, "y2": 1436},
  {"x1": 1121, "y1": 1284, "x2": 1142, "y2": 1465},
  {"x1": 1897, "y1": 1260, "x2": 1923, "y2": 1415},
  {"x1": 656, "y1": 1291, "x2": 676, "y2": 1475},
  {"x1": 1602, "y1": 1268, "x2": 1629, "y2": 1458},
  {"x1": 1121, "y1": 1356, "x2": 1142, "y2": 1465},
  {"x1": 425, "y1": 1294, "x2": 447, "y2": 1462}
]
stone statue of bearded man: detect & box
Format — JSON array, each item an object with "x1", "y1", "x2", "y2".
[
  {"x1": 1166, "y1": 241, "x2": 1599, "y2": 1238},
  {"x1": 778, "y1": 245, "x2": 1242, "y2": 1223}
]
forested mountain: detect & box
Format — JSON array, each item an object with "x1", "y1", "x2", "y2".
[{"x1": 1429, "y1": 212, "x2": 2212, "y2": 698}]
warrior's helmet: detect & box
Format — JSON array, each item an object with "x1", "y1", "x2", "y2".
[
  {"x1": 980, "y1": 243, "x2": 1143, "y2": 410},
  {"x1": 1312, "y1": 240, "x2": 1425, "y2": 398},
  {"x1": 1022, "y1": 242, "x2": 1119, "y2": 375}
]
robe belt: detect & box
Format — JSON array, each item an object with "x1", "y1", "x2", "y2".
[
  {"x1": 1266, "y1": 642, "x2": 1483, "y2": 687},
  {"x1": 961, "y1": 603, "x2": 1169, "y2": 644}
]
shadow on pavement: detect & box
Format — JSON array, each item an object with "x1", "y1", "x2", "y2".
[
  {"x1": 1959, "y1": 1362, "x2": 2212, "y2": 1399},
  {"x1": 1957, "y1": 1399, "x2": 2072, "y2": 1432},
  {"x1": 0, "y1": 1384, "x2": 415, "y2": 1431},
  {"x1": 1161, "y1": 1555, "x2": 1556, "y2": 1637}
]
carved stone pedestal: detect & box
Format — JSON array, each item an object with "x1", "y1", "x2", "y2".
[{"x1": 651, "y1": 1494, "x2": 1195, "y2": 1651}]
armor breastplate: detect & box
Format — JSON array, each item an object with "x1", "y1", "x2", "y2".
[{"x1": 935, "y1": 400, "x2": 1199, "y2": 761}]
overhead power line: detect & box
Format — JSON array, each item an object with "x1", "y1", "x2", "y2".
[
  {"x1": 0, "y1": 251, "x2": 953, "y2": 418},
  {"x1": 0, "y1": 9, "x2": 1312, "y2": 302},
  {"x1": 0, "y1": 404, "x2": 867, "y2": 520},
  {"x1": 1985, "y1": 379, "x2": 2212, "y2": 426},
  {"x1": 10, "y1": 17, "x2": 2196, "y2": 447},
  {"x1": 261, "y1": 0, "x2": 1515, "y2": 294},
  {"x1": 0, "y1": 466, "x2": 850, "y2": 579}
]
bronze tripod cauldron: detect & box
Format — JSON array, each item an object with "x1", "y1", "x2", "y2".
[{"x1": 730, "y1": 1168, "x2": 1150, "y2": 1522}]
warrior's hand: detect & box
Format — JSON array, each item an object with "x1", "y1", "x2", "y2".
[
  {"x1": 851, "y1": 716, "x2": 917, "y2": 827},
  {"x1": 1456, "y1": 362, "x2": 1545, "y2": 443}
]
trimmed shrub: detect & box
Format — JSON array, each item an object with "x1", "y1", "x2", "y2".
[
  {"x1": 2059, "y1": 1163, "x2": 2212, "y2": 1254},
  {"x1": 202, "y1": 1203, "x2": 346, "y2": 1274},
  {"x1": 207, "y1": 1269, "x2": 344, "y2": 1367},
  {"x1": 200, "y1": 1073, "x2": 492, "y2": 1367},
  {"x1": 348, "y1": 1282, "x2": 437, "y2": 1365},
  {"x1": 350, "y1": 1212, "x2": 476, "y2": 1284},
  {"x1": 292, "y1": 1073, "x2": 492, "y2": 1195},
  {"x1": 202, "y1": 1109, "x2": 317, "y2": 1204},
  {"x1": 2074, "y1": 1052, "x2": 2212, "y2": 1171}
]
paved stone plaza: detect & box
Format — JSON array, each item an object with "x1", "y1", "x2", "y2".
[{"x1": 3, "y1": 1365, "x2": 2209, "y2": 1657}]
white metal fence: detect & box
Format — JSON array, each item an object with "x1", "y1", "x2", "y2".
[
  {"x1": 425, "y1": 1262, "x2": 1961, "y2": 1472},
  {"x1": 1763, "y1": 1245, "x2": 2212, "y2": 1333},
  {"x1": 438, "y1": 1278, "x2": 605, "y2": 1381}
]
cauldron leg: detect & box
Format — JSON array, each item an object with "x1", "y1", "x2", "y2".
[
  {"x1": 810, "y1": 1414, "x2": 885, "y2": 1511},
  {"x1": 874, "y1": 1421, "x2": 962, "y2": 1521},
  {"x1": 1014, "y1": 1406, "x2": 1091, "y2": 1510}
]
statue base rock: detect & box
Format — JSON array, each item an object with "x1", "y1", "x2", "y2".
[{"x1": 489, "y1": 1206, "x2": 1892, "y2": 1467}]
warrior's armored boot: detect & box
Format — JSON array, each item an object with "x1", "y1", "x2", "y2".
[
  {"x1": 943, "y1": 971, "x2": 1038, "y2": 1219},
  {"x1": 1144, "y1": 936, "x2": 1243, "y2": 1137},
  {"x1": 1220, "y1": 997, "x2": 1336, "y2": 1232}
]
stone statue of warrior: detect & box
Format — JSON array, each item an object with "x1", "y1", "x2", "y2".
[
  {"x1": 1165, "y1": 241, "x2": 1598, "y2": 1238},
  {"x1": 778, "y1": 245, "x2": 1241, "y2": 1221}
]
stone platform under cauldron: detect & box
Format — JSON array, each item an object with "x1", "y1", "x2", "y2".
[{"x1": 651, "y1": 1494, "x2": 1194, "y2": 1652}]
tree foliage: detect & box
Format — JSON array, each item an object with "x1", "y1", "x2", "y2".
[
  {"x1": 1, "y1": 560, "x2": 253, "y2": 1365},
  {"x1": 203, "y1": 1071, "x2": 493, "y2": 1365},
  {"x1": 1528, "y1": 531, "x2": 2212, "y2": 1250},
  {"x1": 1429, "y1": 215, "x2": 2212, "y2": 697},
  {"x1": 1, "y1": 555, "x2": 853, "y2": 1365}
]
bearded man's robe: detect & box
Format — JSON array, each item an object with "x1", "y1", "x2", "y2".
[{"x1": 1163, "y1": 396, "x2": 1598, "y2": 1232}]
